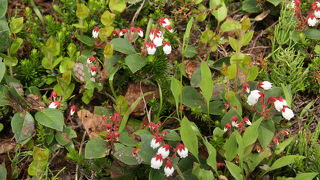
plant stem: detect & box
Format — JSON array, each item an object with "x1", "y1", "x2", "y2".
[
  {"x1": 9, "y1": 65, "x2": 13, "y2": 77},
  {"x1": 173, "y1": 164, "x2": 186, "y2": 180}
]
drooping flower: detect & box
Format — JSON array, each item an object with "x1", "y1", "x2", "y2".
[
  {"x1": 282, "y1": 130, "x2": 289, "y2": 135},
  {"x1": 136, "y1": 27, "x2": 143, "y2": 38},
  {"x1": 164, "y1": 160, "x2": 174, "y2": 177},
  {"x1": 308, "y1": 14, "x2": 317, "y2": 27},
  {"x1": 224, "y1": 122, "x2": 231, "y2": 132},
  {"x1": 282, "y1": 106, "x2": 294, "y2": 120},
  {"x1": 92, "y1": 26, "x2": 99, "y2": 38},
  {"x1": 49, "y1": 101, "x2": 60, "y2": 109},
  {"x1": 315, "y1": 7, "x2": 320, "y2": 18},
  {"x1": 247, "y1": 90, "x2": 263, "y2": 106},
  {"x1": 113, "y1": 29, "x2": 120, "y2": 36},
  {"x1": 159, "y1": 18, "x2": 170, "y2": 27},
  {"x1": 151, "y1": 154, "x2": 163, "y2": 169},
  {"x1": 149, "y1": 29, "x2": 155, "y2": 40},
  {"x1": 147, "y1": 42, "x2": 156, "y2": 55},
  {"x1": 163, "y1": 41, "x2": 172, "y2": 55},
  {"x1": 231, "y1": 115, "x2": 238, "y2": 127},
  {"x1": 273, "y1": 96, "x2": 287, "y2": 112},
  {"x1": 258, "y1": 81, "x2": 273, "y2": 90},
  {"x1": 237, "y1": 122, "x2": 245, "y2": 129},
  {"x1": 157, "y1": 144, "x2": 171, "y2": 159},
  {"x1": 243, "y1": 83, "x2": 250, "y2": 93},
  {"x1": 87, "y1": 56, "x2": 95, "y2": 64},
  {"x1": 153, "y1": 34, "x2": 163, "y2": 47},
  {"x1": 150, "y1": 136, "x2": 163, "y2": 149},
  {"x1": 119, "y1": 29, "x2": 127, "y2": 36},
  {"x1": 132, "y1": 148, "x2": 140, "y2": 155},
  {"x1": 176, "y1": 144, "x2": 188, "y2": 158},
  {"x1": 106, "y1": 123, "x2": 112, "y2": 130},
  {"x1": 70, "y1": 105, "x2": 76, "y2": 116},
  {"x1": 165, "y1": 25, "x2": 173, "y2": 33},
  {"x1": 242, "y1": 117, "x2": 252, "y2": 126},
  {"x1": 91, "y1": 66, "x2": 97, "y2": 76},
  {"x1": 273, "y1": 137, "x2": 279, "y2": 145}
]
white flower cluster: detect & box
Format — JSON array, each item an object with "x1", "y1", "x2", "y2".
[
  {"x1": 308, "y1": 2, "x2": 320, "y2": 26},
  {"x1": 246, "y1": 81, "x2": 294, "y2": 120},
  {"x1": 145, "y1": 18, "x2": 173, "y2": 55}
]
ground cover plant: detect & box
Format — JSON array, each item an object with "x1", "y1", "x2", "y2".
[{"x1": 0, "y1": 0, "x2": 320, "y2": 179}]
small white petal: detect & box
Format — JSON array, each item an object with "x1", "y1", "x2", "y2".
[{"x1": 164, "y1": 166, "x2": 174, "y2": 177}]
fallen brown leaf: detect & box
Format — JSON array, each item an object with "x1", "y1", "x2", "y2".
[{"x1": 77, "y1": 109, "x2": 106, "y2": 139}]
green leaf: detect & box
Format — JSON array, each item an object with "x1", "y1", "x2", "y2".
[
  {"x1": 315, "y1": 45, "x2": 320, "y2": 54},
  {"x1": 182, "y1": 17, "x2": 194, "y2": 53},
  {"x1": 10, "y1": 38, "x2": 23, "y2": 55},
  {"x1": 35, "y1": 108, "x2": 64, "y2": 131},
  {"x1": 124, "y1": 54, "x2": 147, "y2": 73},
  {"x1": 224, "y1": 132, "x2": 238, "y2": 161},
  {"x1": 242, "y1": 31, "x2": 254, "y2": 46},
  {"x1": 242, "y1": 0, "x2": 263, "y2": 13},
  {"x1": 0, "y1": 18, "x2": 10, "y2": 52},
  {"x1": 227, "y1": 64, "x2": 237, "y2": 79},
  {"x1": 10, "y1": 17, "x2": 24, "y2": 34},
  {"x1": 104, "y1": 43, "x2": 114, "y2": 59},
  {"x1": 220, "y1": 20, "x2": 241, "y2": 33},
  {"x1": 190, "y1": 67, "x2": 201, "y2": 87},
  {"x1": 11, "y1": 112, "x2": 34, "y2": 144},
  {"x1": 196, "y1": 4, "x2": 207, "y2": 22},
  {"x1": 267, "y1": 0, "x2": 281, "y2": 6},
  {"x1": 181, "y1": 116, "x2": 199, "y2": 161},
  {"x1": 28, "y1": 147, "x2": 50, "y2": 177},
  {"x1": 183, "y1": 45, "x2": 198, "y2": 58},
  {"x1": 229, "y1": 36, "x2": 238, "y2": 51},
  {"x1": 170, "y1": 77, "x2": 182, "y2": 112},
  {"x1": 76, "y1": 4, "x2": 89, "y2": 19},
  {"x1": 203, "y1": 138, "x2": 217, "y2": 172},
  {"x1": 269, "y1": 155, "x2": 304, "y2": 171},
  {"x1": 294, "y1": 173, "x2": 319, "y2": 180},
  {"x1": 192, "y1": 162, "x2": 214, "y2": 180},
  {"x1": 225, "y1": 161, "x2": 243, "y2": 180},
  {"x1": 0, "y1": 61, "x2": 5, "y2": 82},
  {"x1": 137, "y1": 133, "x2": 157, "y2": 164},
  {"x1": 99, "y1": 26, "x2": 114, "y2": 40},
  {"x1": 281, "y1": 84, "x2": 292, "y2": 108},
  {"x1": 76, "y1": 34, "x2": 94, "y2": 46},
  {"x1": 0, "y1": 0, "x2": 7, "y2": 18},
  {"x1": 209, "y1": 0, "x2": 222, "y2": 9},
  {"x1": 2, "y1": 54, "x2": 18, "y2": 66},
  {"x1": 113, "y1": 143, "x2": 139, "y2": 165},
  {"x1": 243, "y1": 118, "x2": 263, "y2": 147},
  {"x1": 119, "y1": 131, "x2": 137, "y2": 147},
  {"x1": 182, "y1": 86, "x2": 203, "y2": 108},
  {"x1": 101, "y1": 11, "x2": 115, "y2": 26},
  {"x1": 200, "y1": 62, "x2": 213, "y2": 113},
  {"x1": 85, "y1": 139, "x2": 108, "y2": 159},
  {"x1": 149, "y1": 168, "x2": 165, "y2": 180},
  {"x1": 246, "y1": 149, "x2": 270, "y2": 172},
  {"x1": 110, "y1": 38, "x2": 136, "y2": 54},
  {"x1": 211, "y1": 3, "x2": 227, "y2": 23},
  {"x1": 304, "y1": 28, "x2": 320, "y2": 40},
  {"x1": 55, "y1": 127, "x2": 77, "y2": 146},
  {"x1": 164, "y1": 130, "x2": 181, "y2": 141},
  {"x1": 258, "y1": 120, "x2": 275, "y2": 148},
  {"x1": 0, "y1": 164, "x2": 7, "y2": 180},
  {"x1": 299, "y1": 100, "x2": 314, "y2": 117},
  {"x1": 275, "y1": 136, "x2": 295, "y2": 155},
  {"x1": 247, "y1": 66, "x2": 259, "y2": 81},
  {"x1": 109, "y1": 0, "x2": 126, "y2": 13}
]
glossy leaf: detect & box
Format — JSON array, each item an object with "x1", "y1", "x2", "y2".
[
  {"x1": 11, "y1": 112, "x2": 34, "y2": 144},
  {"x1": 110, "y1": 38, "x2": 136, "y2": 54},
  {"x1": 10, "y1": 38, "x2": 23, "y2": 55},
  {"x1": 35, "y1": 108, "x2": 64, "y2": 131},
  {"x1": 247, "y1": 66, "x2": 259, "y2": 81},
  {"x1": 243, "y1": 117, "x2": 263, "y2": 147},
  {"x1": 242, "y1": 31, "x2": 254, "y2": 46},
  {"x1": 104, "y1": 43, "x2": 114, "y2": 59},
  {"x1": 269, "y1": 155, "x2": 304, "y2": 171},
  {"x1": 220, "y1": 20, "x2": 241, "y2": 33},
  {"x1": 10, "y1": 17, "x2": 23, "y2": 34},
  {"x1": 229, "y1": 36, "x2": 238, "y2": 51},
  {"x1": 76, "y1": 34, "x2": 94, "y2": 46},
  {"x1": 224, "y1": 132, "x2": 238, "y2": 161},
  {"x1": 181, "y1": 117, "x2": 199, "y2": 161},
  {"x1": 124, "y1": 54, "x2": 147, "y2": 73},
  {"x1": 109, "y1": 0, "x2": 126, "y2": 13},
  {"x1": 212, "y1": 3, "x2": 227, "y2": 23},
  {"x1": 76, "y1": 4, "x2": 89, "y2": 19},
  {"x1": 225, "y1": 161, "x2": 243, "y2": 180},
  {"x1": 203, "y1": 138, "x2": 217, "y2": 172},
  {"x1": 200, "y1": 62, "x2": 213, "y2": 113},
  {"x1": 85, "y1": 138, "x2": 108, "y2": 159},
  {"x1": 101, "y1": 10, "x2": 115, "y2": 26}
]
